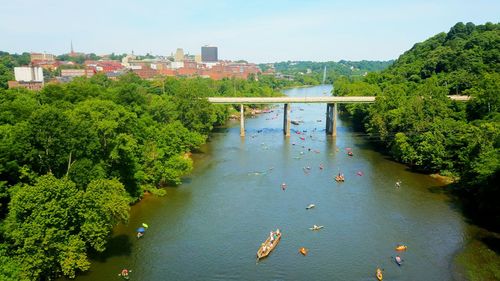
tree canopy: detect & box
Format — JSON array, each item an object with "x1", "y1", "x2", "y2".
[{"x1": 0, "y1": 71, "x2": 283, "y2": 279}]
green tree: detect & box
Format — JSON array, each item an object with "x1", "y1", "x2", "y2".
[{"x1": 4, "y1": 174, "x2": 129, "y2": 280}]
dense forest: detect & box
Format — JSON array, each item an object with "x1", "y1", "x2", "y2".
[
  {"x1": 0, "y1": 72, "x2": 287, "y2": 280},
  {"x1": 334, "y1": 22, "x2": 499, "y2": 230},
  {"x1": 259, "y1": 60, "x2": 394, "y2": 85}
]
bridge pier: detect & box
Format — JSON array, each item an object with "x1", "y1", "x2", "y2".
[
  {"x1": 326, "y1": 103, "x2": 337, "y2": 136},
  {"x1": 283, "y1": 103, "x2": 291, "y2": 136},
  {"x1": 240, "y1": 104, "x2": 245, "y2": 137}
]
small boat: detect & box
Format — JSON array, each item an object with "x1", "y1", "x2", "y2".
[
  {"x1": 395, "y1": 244, "x2": 407, "y2": 251},
  {"x1": 306, "y1": 204, "x2": 315, "y2": 210},
  {"x1": 291, "y1": 120, "x2": 300, "y2": 125},
  {"x1": 257, "y1": 229, "x2": 282, "y2": 260},
  {"x1": 376, "y1": 268, "x2": 383, "y2": 280},
  {"x1": 335, "y1": 175, "x2": 345, "y2": 182},
  {"x1": 347, "y1": 151, "x2": 353, "y2": 156},
  {"x1": 394, "y1": 255, "x2": 403, "y2": 266},
  {"x1": 119, "y1": 269, "x2": 131, "y2": 280},
  {"x1": 299, "y1": 247, "x2": 308, "y2": 256},
  {"x1": 309, "y1": 225, "x2": 324, "y2": 231}
]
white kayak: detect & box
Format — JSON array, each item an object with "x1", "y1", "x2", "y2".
[{"x1": 309, "y1": 225, "x2": 324, "y2": 231}]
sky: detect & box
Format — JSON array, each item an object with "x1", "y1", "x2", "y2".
[{"x1": 1, "y1": 0, "x2": 498, "y2": 63}]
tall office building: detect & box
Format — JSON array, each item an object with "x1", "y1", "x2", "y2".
[
  {"x1": 201, "y1": 45, "x2": 218, "y2": 62},
  {"x1": 174, "y1": 48, "x2": 184, "y2": 62}
]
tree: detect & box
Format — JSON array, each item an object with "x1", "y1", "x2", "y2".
[{"x1": 4, "y1": 174, "x2": 129, "y2": 280}]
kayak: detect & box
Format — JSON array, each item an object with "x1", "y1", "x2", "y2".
[
  {"x1": 309, "y1": 225, "x2": 324, "y2": 231},
  {"x1": 306, "y1": 204, "x2": 315, "y2": 209},
  {"x1": 376, "y1": 268, "x2": 383, "y2": 280},
  {"x1": 299, "y1": 247, "x2": 308, "y2": 256},
  {"x1": 395, "y1": 245, "x2": 408, "y2": 251},
  {"x1": 394, "y1": 255, "x2": 403, "y2": 266}
]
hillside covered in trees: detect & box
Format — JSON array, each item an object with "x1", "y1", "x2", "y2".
[
  {"x1": 259, "y1": 60, "x2": 394, "y2": 85},
  {"x1": 0, "y1": 74, "x2": 285, "y2": 280},
  {"x1": 334, "y1": 22, "x2": 499, "y2": 229}
]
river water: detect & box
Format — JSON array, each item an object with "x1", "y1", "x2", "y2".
[{"x1": 75, "y1": 85, "x2": 468, "y2": 281}]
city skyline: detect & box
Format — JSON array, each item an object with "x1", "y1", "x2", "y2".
[{"x1": 1, "y1": 0, "x2": 499, "y2": 63}]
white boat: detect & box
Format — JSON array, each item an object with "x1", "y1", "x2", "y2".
[
  {"x1": 306, "y1": 204, "x2": 315, "y2": 210},
  {"x1": 309, "y1": 225, "x2": 324, "y2": 231}
]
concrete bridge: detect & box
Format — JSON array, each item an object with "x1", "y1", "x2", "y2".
[{"x1": 207, "y1": 95, "x2": 470, "y2": 137}]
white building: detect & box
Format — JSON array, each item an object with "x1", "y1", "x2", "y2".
[
  {"x1": 121, "y1": 54, "x2": 137, "y2": 68},
  {"x1": 170, "y1": 61, "x2": 184, "y2": 69},
  {"x1": 14, "y1": 66, "x2": 44, "y2": 82}
]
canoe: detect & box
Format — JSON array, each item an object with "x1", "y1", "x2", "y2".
[
  {"x1": 257, "y1": 230, "x2": 281, "y2": 260},
  {"x1": 376, "y1": 268, "x2": 383, "y2": 280},
  {"x1": 299, "y1": 247, "x2": 308, "y2": 256},
  {"x1": 395, "y1": 245, "x2": 407, "y2": 251}
]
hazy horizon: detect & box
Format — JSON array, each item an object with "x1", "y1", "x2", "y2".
[{"x1": 1, "y1": 0, "x2": 499, "y2": 63}]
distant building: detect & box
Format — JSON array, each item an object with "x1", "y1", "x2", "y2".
[
  {"x1": 121, "y1": 54, "x2": 137, "y2": 68},
  {"x1": 201, "y1": 45, "x2": 218, "y2": 62},
  {"x1": 170, "y1": 61, "x2": 184, "y2": 69},
  {"x1": 30, "y1": 52, "x2": 55, "y2": 62},
  {"x1": 61, "y1": 69, "x2": 94, "y2": 78},
  {"x1": 132, "y1": 68, "x2": 159, "y2": 79},
  {"x1": 174, "y1": 48, "x2": 184, "y2": 62},
  {"x1": 14, "y1": 66, "x2": 44, "y2": 82},
  {"x1": 194, "y1": 54, "x2": 202, "y2": 63},
  {"x1": 8, "y1": 81, "x2": 44, "y2": 91},
  {"x1": 85, "y1": 60, "x2": 123, "y2": 73}
]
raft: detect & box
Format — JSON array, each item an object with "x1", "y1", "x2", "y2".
[
  {"x1": 335, "y1": 175, "x2": 345, "y2": 182},
  {"x1": 257, "y1": 230, "x2": 282, "y2": 260}
]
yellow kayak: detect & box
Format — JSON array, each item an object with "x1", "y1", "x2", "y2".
[
  {"x1": 376, "y1": 268, "x2": 383, "y2": 281},
  {"x1": 395, "y1": 245, "x2": 408, "y2": 251},
  {"x1": 299, "y1": 247, "x2": 308, "y2": 256}
]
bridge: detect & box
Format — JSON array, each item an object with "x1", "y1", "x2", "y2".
[{"x1": 208, "y1": 95, "x2": 470, "y2": 137}]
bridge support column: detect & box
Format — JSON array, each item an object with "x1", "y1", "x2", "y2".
[
  {"x1": 326, "y1": 103, "x2": 337, "y2": 136},
  {"x1": 240, "y1": 104, "x2": 245, "y2": 137},
  {"x1": 283, "y1": 103, "x2": 291, "y2": 137}
]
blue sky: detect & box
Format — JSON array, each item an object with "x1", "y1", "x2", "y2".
[{"x1": 1, "y1": 0, "x2": 498, "y2": 63}]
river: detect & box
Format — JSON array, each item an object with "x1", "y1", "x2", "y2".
[{"x1": 74, "y1": 85, "x2": 469, "y2": 281}]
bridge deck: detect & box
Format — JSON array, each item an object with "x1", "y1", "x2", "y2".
[{"x1": 207, "y1": 95, "x2": 469, "y2": 104}]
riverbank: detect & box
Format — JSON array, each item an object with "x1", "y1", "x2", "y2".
[
  {"x1": 430, "y1": 173, "x2": 456, "y2": 184},
  {"x1": 227, "y1": 106, "x2": 277, "y2": 120}
]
